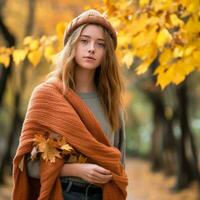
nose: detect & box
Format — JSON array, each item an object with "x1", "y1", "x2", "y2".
[{"x1": 88, "y1": 42, "x2": 95, "y2": 54}]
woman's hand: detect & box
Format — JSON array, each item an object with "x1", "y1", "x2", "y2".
[
  {"x1": 78, "y1": 163, "x2": 112, "y2": 184},
  {"x1": 60, "y1": 163, "x2": 112, "y2": 184}
]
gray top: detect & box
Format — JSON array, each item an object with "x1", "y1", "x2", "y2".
[
  {"x1": 26, "y1": 92, "x2": 126, "y2": 178},
  {"x1": 77, "y1": 92, "x2": 115, "y2": 145},
  {"x1": 77, "y1": 92, "x2": 126, "y2": 165}
]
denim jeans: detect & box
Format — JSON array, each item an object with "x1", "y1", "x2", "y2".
[{"x1": 60, "y1": 177, "x2": 103, "y2": 200}]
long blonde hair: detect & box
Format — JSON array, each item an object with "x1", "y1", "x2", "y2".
[{"x1": 49, "y1": 24, "x2": 124, "y2": 132}]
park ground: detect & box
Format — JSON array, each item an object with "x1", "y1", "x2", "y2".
[{"x1": 0, "y1": 158, "x2": 199, "y2": 200}]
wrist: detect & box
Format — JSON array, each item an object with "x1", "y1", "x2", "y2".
[{"x1": 60, "y1": 163, "x2": 83, "y2": 177}]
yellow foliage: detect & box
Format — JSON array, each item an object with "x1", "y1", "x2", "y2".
[
  {"x1": 44, "y1": 46, "x2": 55, "y2": 62},
  {"x1": 29, "y1": 39, "x2": 40, "y2": 51},
  {"x1": 13, "y1": 49, "x2": 28, "y2": 65},
  {"x1": 28, "y1": 50, "x2": 42, "y2": 66},
  {"x1": 173, "y1": 46, "x2": 184, "y2": 58},
  {"x1": 122, "y1": 52, "x2": 134, "y2": 67},
  {"x1": 159, "y1": 48, "x2": 172, "y2": 65},
  {"x1": 1, "y1": 0, "x2": 200, "y2": 90},
  {"x1": 156, "y1": 28, "x2": 172, "y2": 47},
  {"x1": 139, "y1": 0, "x2": 150, "y2": 7},
  {"x1": 187, "y1": 0, "x2": 199, "y2": 13},
  {"x1": 34, "y1": 133, "x2": 61, "y2": 163},
  {"x1": 33, "y1": 133, "x2": 74, "y2": 163},
  {"x1": 169, "y1": 14, "x2": 184, "y2": 27},
  {"x1": 192, "y1": 50, "x2": 200, "y2": 68},
  {"x1": 136, "y1": 60, "x2": 151, "y2": 75},
  {"x1": 156, "y1": 72, "x2": 171, "y2": 89},
  {"x1": 185, "y1": 16, "x2": 200, "y2": 34},
  {"x1": 0, "y1": 47, "x2": 12, "y2": 67},
  {"x1": 23, "y1": 36, "x2": 33, "y2": 46},
  {"x1": 0, "y1": 55, "x2": 10, "y2": 68}
]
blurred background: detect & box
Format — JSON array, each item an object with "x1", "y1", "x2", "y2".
[{"x1": 0, "y1": 0, "x2": 200, "y2": 199}]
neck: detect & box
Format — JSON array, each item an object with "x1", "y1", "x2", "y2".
[{"x1": 74, "y1": 66, "x2": 97, "y2": 93}]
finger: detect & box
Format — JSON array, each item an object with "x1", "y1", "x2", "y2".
[
  {"x1": 90, "y1": 176, "x2": 112, "y2": 184},
  {"x1": 94, "y1": 166, "x2": 112, "y2": 175},
  {"x1": 89, "y1": 172, "x2": 112, "y2": 183},
  {"x1": 94, "y1": 172, "x2": 112, "y2": 180}
]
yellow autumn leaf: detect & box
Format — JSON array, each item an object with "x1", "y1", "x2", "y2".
[
  {"x1": 60, "y1": 143, "x2": 73, "y2": 155},
  {"x1": 39, "y1": 139, "x2": 61, "y2": 163},
  {"x1": 184, "y1": 45, "x2": 196, "y2": 56},
  {"x1": 28, "y1": 50, "x2": 42, "y2": 66},
  {"x1": 171, "y1": 71, "x2": 185, "y2": 85},
  {"x1": 193, "y1": 50, "x2": 200, "y2": 66},
  {"x1": 156, "y1": 28, "x2": 172, "y2": 47},
  {"x1": 34, "y1": 133, "x2": 61, "y2": 163},
  {"x1": 130, "y1": 14, "x2": 149, "y2": 36},
  {"x1": 139, "y1": 0, "x2": 149, "y2": 7},
  {"x1": 0, "y1": 54, "x2": 10, "y2": 67},
  {"x1": 78, "y1": 154, "x2": 87, "y2": 163},
  {"x1": 23, "y1": 36, "x2": 33, "y2": 46},
  {"x1": 169, "y1": 14, "x2": 183, "y2": 26},
  {"x1": 13, "y1": 49, "x2": 27, "y2": 65},
  {"x1": 44, "y1": 46, "x2": 55, "y2": 62},
  {"x1": 156, "y1": 72, "x2": 171, "y2": 90},
  {"x1": 182, "y1": 57, "x2": 195, "y2": 75},
  {"x1": 173, "y1": 46, "x2": 184, "y2": 58},
  {"x1": 135, "y1": 43, "x2": 157, "y2": 60},
  {"x1": 122, "y1": 52, "x2": 134, "y2": 67},
  {"x1": 185, "y1": 16, "x2": 200, "y2": 34},
  {"x1": 154, "y1": 64, "x2": 168, "y2": 75},
  {"x1": 29, "y1": 39, "x2": 40, "y2": 51},
  {"x1": 135, "y1": 60, "x2": 150, "y2": 75},
  {"x1": 165, "y1": 63, "x2": 185, "y2": 85},
  {"x1": 60, "y1": 143, "x2": 73, "y2": 151},
  {"x1": 187, "y1": 0, "x2": 199, "y2": 13},
  {"x1": 159, "y1": 48, "x2": 172, "y2": 65}
]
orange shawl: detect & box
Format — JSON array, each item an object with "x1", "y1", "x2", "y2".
[{"x1": 12, "y1": 78, "x2": 128, "y2": 200}]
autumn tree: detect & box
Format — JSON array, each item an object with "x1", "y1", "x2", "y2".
[{"x1": 102, "y1": 0, "x2": 200, "y2": 190}]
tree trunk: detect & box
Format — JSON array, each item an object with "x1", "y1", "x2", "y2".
[
  {"x1": 174, "y1": 80, "x2": 200, "y2": 190},
  {"x1": 0, "y1": 12, "x2": 16, "y2": 106},
  {"x1": 148, "y1": 89, "x2": 177, "y2": 174},
  {"x1": 0, "y1": 0, "x2": 36, "y2": 183}
]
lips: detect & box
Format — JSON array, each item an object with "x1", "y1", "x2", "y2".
[{"x1": 83, "y1": 56, "x2": 96, "y2": 60}]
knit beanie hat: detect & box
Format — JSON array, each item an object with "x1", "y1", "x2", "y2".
[{"x1": 63, "y1": 9, "x2": 117, "y2": 49}]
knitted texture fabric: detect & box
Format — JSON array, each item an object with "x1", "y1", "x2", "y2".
[{"x1": 12, "y1": 78, "x2": 128, "y2": 200}]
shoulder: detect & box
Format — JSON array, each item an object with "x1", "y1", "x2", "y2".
[{"x1": 31, "y1": 79, "x2": 61, "y2": 100}]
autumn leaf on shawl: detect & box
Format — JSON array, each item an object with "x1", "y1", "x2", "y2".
[
  {"x1": 77, "y1": 154, "x2": 87, "y2": 163},
  {"x1": 34, "y1": 133, "x2": 61, "y2": 163},
  {"x1": 33, "y1": 133, "x2": 86, "y2": 163}
]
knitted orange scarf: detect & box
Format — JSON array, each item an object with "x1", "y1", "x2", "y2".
[{"x1": 12, "y1": 78, "x2": 128, "y2": 200}]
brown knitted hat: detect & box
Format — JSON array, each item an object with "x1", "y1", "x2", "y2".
[{"x1": 63, "y1": 9, "x2": 117, "y2": 49}]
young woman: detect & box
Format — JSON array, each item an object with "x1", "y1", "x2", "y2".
[{"x1": 12, "y1": 9, "x2": 128, "y2": 200}]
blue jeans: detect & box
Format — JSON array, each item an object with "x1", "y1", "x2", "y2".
[{"x1": 60, "y1": 177, "x2": 103, "y2": 200}]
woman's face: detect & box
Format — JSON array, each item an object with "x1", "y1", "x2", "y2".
[{"x1": 74, "y1": 24, "x2": 105, "y2": 71}]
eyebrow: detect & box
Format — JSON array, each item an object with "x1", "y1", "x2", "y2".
[{"x1": 80, "y1": 35, "x2": 105, "y2": 42}]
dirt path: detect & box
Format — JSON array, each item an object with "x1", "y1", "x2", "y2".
[
  {"x1": 126, "y1": 158, "x2": 199, "y2": 200},
  {"x1": 0, "y1": 158, "x2": 199, "y2": 200}
]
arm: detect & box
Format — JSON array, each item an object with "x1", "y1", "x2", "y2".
[
  {"x1": 27, "y1": 156, "x2": 112, "y2": 184},
  {"x1": 61, "y1": 163, "x2": 112, "y2": 184}
]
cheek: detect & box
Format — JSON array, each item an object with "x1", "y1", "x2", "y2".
[
  {"x1": 75, "y1": 45, "x2": 83, "y2": 59},
  {"x1": 99, "y1": 50, "x2": 105, "y2": 63}
]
